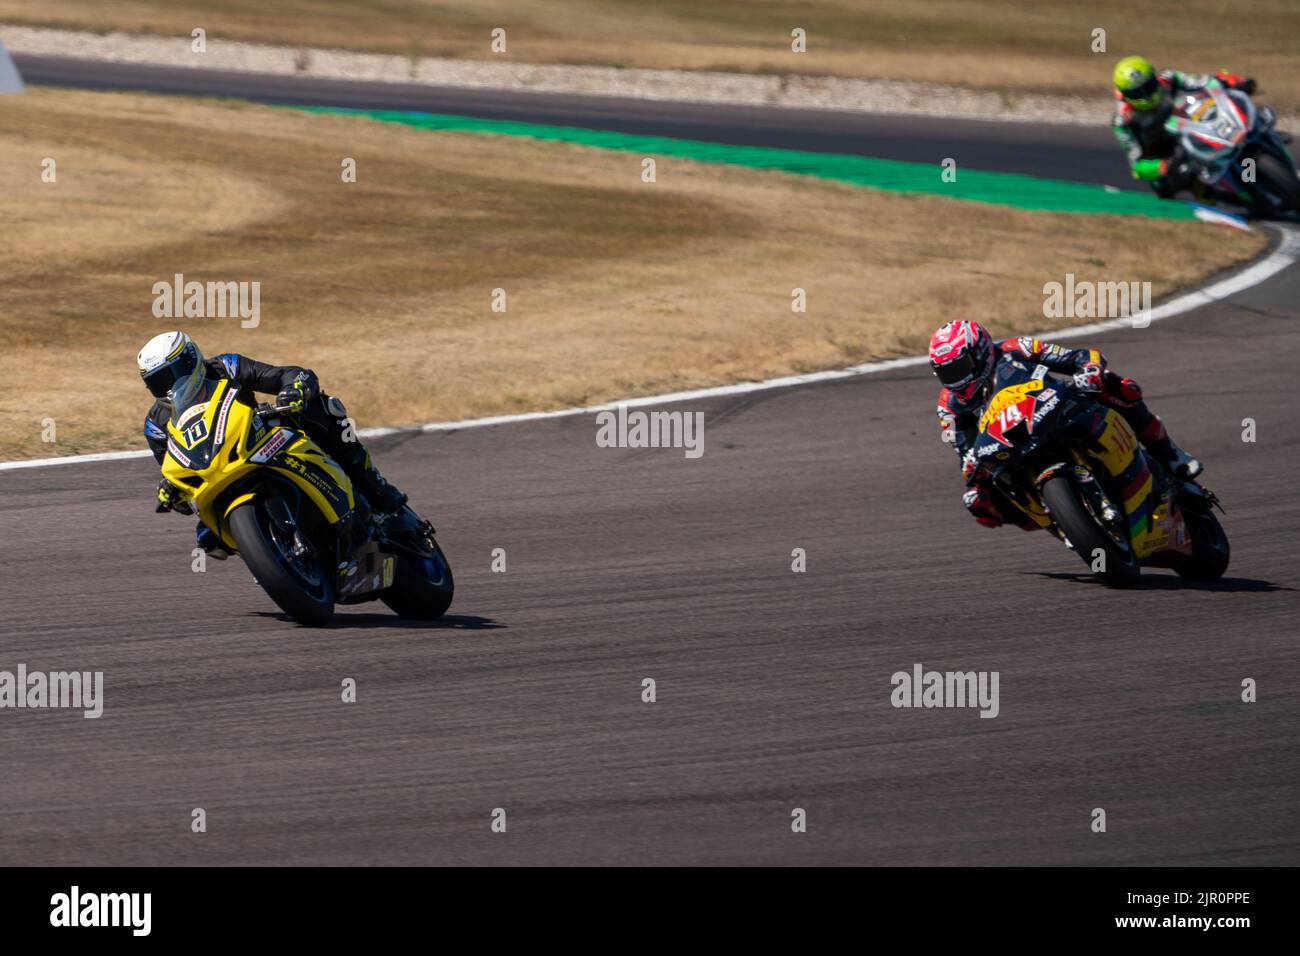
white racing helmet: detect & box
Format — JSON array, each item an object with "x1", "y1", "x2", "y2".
[{"x1": 137, "y1": 331, "x2": 206, "y2": 407}]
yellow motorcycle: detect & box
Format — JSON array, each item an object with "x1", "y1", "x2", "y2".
[{"x1": 157, "y1": 377, "x2": 453, "y2": 625}]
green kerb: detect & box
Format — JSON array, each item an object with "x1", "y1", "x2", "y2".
[{"x1": 293, "y1": 106, "x2": 1197, "y2": 220}]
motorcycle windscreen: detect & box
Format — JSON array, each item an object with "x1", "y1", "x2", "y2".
[{"x1": 168, "y1": 377, "x2": 219, "y2": 425}]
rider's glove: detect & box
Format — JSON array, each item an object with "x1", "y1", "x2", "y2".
[
  {"x1": 961, "y1": 448, "x2": 978, "y2": 483},
  {"x1": 156, "y1": 478, "x2": 194, "y2": 515},
  {"x1": 1215, "y1": 71, "x2": 1256, "y2": 95},
  {"x1": 275, "y1": 377, "x2": 312, "y2": 414},
  {"x1": 1072, "y1": 363, "x2": 1104, "y2": 394},
  {"x1": 963, "y1": 487, "x2": 1003, "y2": 528}
]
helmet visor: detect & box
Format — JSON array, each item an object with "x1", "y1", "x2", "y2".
[
  {"x1": 933, "y1": 352, "x2": 979, "y2": 388},
  {"x1": 1123, "y1": 75, "x2": 1162, "y2": 109},
  {"x1": 141, "y1": 348, "x2": 200, "y2": 399}
]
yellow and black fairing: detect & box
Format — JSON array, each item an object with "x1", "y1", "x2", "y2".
[
  {"x1": 159, "y1": 378, "x2": 356, "y2": 552},
  {"x1": 972, "y1": 364, "x2": 1190, "y2": 561},
  {"x1": 1067, "y1": 404, "x2": 1192, "y2": 562}
]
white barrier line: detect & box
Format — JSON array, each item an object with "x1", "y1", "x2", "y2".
[
  {"x1": 3, "y1": 226, "x2": 1296, "y2": 473},
  {"x1": 0, "y1": 448, "x2": 155, "y2": 470}
]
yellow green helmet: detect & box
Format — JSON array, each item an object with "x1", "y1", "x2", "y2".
[{"x1": 1113, "y1": 55, "x2": 1165, "y2": 111}]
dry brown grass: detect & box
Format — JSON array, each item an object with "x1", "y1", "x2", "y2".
[
  {"x1": 0, "y1": 87, "x2": 1266, "y2": 461},
  {"x1": 5, "y1": 1, "x2": 1300, "y2": 111}
]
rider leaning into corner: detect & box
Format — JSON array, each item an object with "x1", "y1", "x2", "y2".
[
  {"x1": 137, "y1": 331, "x2": 409, "y2": 559},
  {"x1": 929, "y1": 320, "x2": 1201, "y2": 531},
  {"x1": 1111, "y1": 54, "x2": 1257, "y2": 198}
]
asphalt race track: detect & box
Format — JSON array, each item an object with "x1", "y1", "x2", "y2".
[
  {"x1": 15, "y1": 54, "x2": 1137, "y2": 187},
  {"x1": 0, "y1": 62, "x2": 1297, "y2": 865}
]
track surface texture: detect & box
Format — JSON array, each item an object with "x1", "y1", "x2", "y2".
[
  {"x1": 2, "y1": 252, "x2": 1297, "y2": 865},
  {"x1": 2, "y1": 61, "x2": 1297, "y2": 865}
]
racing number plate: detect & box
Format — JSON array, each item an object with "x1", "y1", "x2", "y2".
[{"x1": 978, "y1": 381, "x2": 1044, "y2": 433}]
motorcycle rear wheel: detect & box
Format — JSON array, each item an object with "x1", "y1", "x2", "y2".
[
  {"x1": 1175, "y1": 510, "x2": 1231, "y2": 582},
  {"x1": 1040, "y1": 475, "x2": 1141, "y2": 588},
  {"x1": 381, "y1": 537, "x2": 454, "y2": 621},
  {"x1": 1252, "y1": 153, "x2": 1300, "y2": 215}
]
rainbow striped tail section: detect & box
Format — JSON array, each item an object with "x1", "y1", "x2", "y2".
[{"x1": 1121, "y1": 460, "x2": 1154, "y2": 540}]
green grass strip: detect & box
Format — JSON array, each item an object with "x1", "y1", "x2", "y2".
[{"x1": 294, "y1": 106, "x2": 1196, "y2": 219}]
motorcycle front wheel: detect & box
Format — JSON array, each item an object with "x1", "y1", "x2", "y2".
[
  {"x1": 1040, "y1": 474, "x2": 1141, "y2": 588},
  {"x1": 229, "y1": 501, "x2": 335, "y2": 626}
]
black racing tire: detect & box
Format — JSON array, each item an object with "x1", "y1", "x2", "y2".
[
  {"x1": 1253, "y1": 153, "x2": 1300, "y2": 215},
  {"x1": 228, "y1": 502, "x2": 334, "y2": 627},
  {"x1": 381, "y1": 538, "x2": 454, "y2": 621},
  {"x1": 1040, "y1": 475, "x2": 1141, "y2": 588},
  {"x1": 1176, "y1": 510, "x2": 1231, "y2": 582}
]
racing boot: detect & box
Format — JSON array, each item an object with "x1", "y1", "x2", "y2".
[
  {"x1": 314, "y1": 394, "x2": 409, "y2": 514},
  {"x1": 1144, "y1": 433, "x2": 1203, "y2": 480},
  {"x1": 1107, "y1": 379, "x2": 1202, "y2": 480},
  {"x1": 196, "y1": 522, "x2": 230, "y2": 560},
  {"x1": 353, "y1": 464, "x2": 409, "y2": 515},
  {"x1": 319, "y1": 430, "x2": 409, "y2": 514},
  {"x1": 1162, "y1": 440, "x2": 1203, "y2": 480}
]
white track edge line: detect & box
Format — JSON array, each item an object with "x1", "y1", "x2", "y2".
[{"x1": 4, "y1": 225, "x2": 1297, "y2": 473}]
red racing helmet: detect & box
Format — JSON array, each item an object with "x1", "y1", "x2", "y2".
[{"x1": 928, "y1": 320, "x2": 994, "y2": 402}]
